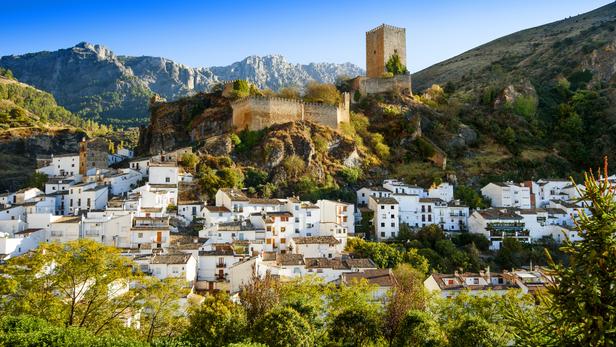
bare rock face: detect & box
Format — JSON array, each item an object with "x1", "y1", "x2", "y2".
[{"x1": 0, "y1": 128, "x2": 86, "y2": 190}]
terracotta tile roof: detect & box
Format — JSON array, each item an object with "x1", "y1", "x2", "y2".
[
  {"x1": 150, "y1": 253, "x2": 192, "y2": 264},
  {"x1": 276, "y1": 253, "x2": 305, "y2": 266},
  {"x1": 370, "y1": 196, "x2": 398, "y2": 204},
  {"x1": 342, "y1": 269, "x2": 396, "y2": 287}
]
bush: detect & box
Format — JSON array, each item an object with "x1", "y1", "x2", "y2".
[
  {"x1": 512, "y1": 95, "x2": 537, "y2": 120},
  {"x1": 281, "y1": 155, "x2": 306, "y2": 180},
  {"x1": 277, "y1": 87, "x2": 300, "y2": 99},
  {"x1": 338, "y1": 167, "x2": 362, "y2": 184},
  {"x1": 385, "y1": 54, "x2": 408, "y2": 75},
  {"x1": 232, "y1": 80, "x2": 251, "y2": 99},
  {"x1": 180, "y1": 152, "x2": 199, "y2": 170},
  {"x1": 303, "y1": 82, "x2": 341, "y2": 105}
]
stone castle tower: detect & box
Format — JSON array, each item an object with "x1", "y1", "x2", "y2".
[{"x1": 365, "y1": 24, "x2": 407, "y2": 78}]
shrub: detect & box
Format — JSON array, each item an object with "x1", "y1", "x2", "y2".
[
  {"x1": 338, "y1": 167, "x2": 362, "y2": 183},
  {"x1": 282, "y1": 155, "x2": 306, "y2": 180},
  {"x1": 180, "y1": 152, "x2": 199, "y2": 170},
  {"x1": 277, "y1": 87, "x2": 300, "y2": 99},
  {"x1": 512, "y1": 95, "x2": 537, "y2": 120},
  {"x1": 303, "y1": 82, "x2": 341, "y2": 105},
  {"x1": 385, "y1": 54, "x2": 408, "y2": 75},
  {"x1": 232, "y1": 80, "x2": 251, "y2": 99}
]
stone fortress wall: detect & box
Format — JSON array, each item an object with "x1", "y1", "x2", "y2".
[{"x1": 231, "y1": 93, "x2": 350, "y2": 131}]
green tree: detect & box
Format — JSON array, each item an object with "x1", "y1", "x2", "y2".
[
  {"x1": 239, "y1": 271, "x2": 280, "y2": 328},
  {"x1": 252, "y1": 307, "x2": 314, "y2": 347},
  {"x1": 383, "y1": 264, "x2": 428, "y2": 345},
  {"x1": 279, "y1": 277, "x2": 326, "y2": 331},
  {"x1": 25, "y1": 172, "x2": 48, "y2": 190},
  {"x1": 495, "y1": 238, "x2": 527, "y2": 270},
  {"x1": 454, "y1": 185, "x2": 489, "y2": 209},
  {"x1": 0, "y1": 239, "x2": 139, "y2": 334},
  {"x1": 393, "y1": 310, "x2": 447, "y2": 347},
  {"x1": 448, "y1": 316, "x2": 503, "y2": 347},
  {"x1": 524, "y1": 162, "x2": 616, "y2": 345},
  {"x1": 185, "y1": 294, "x2": 247, "y2": 346},
  {"x1": 0, "y1": 315, "x2": 146, "y2": 347},
  {"x1": 329, "y1": 306, "x2": 383, "y2": 347},
  {"x1": 140, "y1": 277, "x2": 190, "y2": 342},
  {"x1": 180, "y1": 152, "x2": 199, "y2": 170},
  {"x1": 385, "y1": 54, "x2": 408, "y2": 75},
  {"x1": 346, "y1": 238, "x2": 403, "y2": 268}
]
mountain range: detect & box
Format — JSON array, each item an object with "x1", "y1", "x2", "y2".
[{"x1": 0, "y1": 43, "x2": 363, "y2": 125}]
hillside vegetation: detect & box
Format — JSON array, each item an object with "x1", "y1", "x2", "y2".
[{"x1": 410, "y1": 2, "x2": 616, "y2": 182}]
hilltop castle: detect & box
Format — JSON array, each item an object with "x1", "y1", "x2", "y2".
[
  {"x1": 351, "y1": 24, "x2": 413, "y2": 96},
  {"x1": 222, "y1": 24, "x2": 411, "y2": 133}
]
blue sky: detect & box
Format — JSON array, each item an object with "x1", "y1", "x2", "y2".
[{"x1": 1, "y1": 0, "x2": 613, "y2": 72}]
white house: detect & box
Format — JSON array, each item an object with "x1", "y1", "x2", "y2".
[
  {"x1": 129, "y1": 157, "x2": 150, "y2": 177},
  {"x1": 197, "y1": 243, "x2": 244, "y2": 291},
  {"x1": 368, "y1": 196, "x2": 399, "y2": 241},
  {"x1": 148, "y1": 253, "x2": 197, "y2": 287},
  {"x1": 0, "y1": 228, "x2": 45, "y2": 260},
  {"x1": 316, "y1": 200, "x2": 354, "y2": 235},
  {"x1": 130, "y1": 216, "x2": 170, "y2": 249},
  {"x1": 356, "y1": 186, "x2": 392, "y2": 207},
  {"x1": 103, "y1": 169, "x2": 143, "y2": 196},
  {"x1": 481, "y1": 182, "x2": 531, "y2": 209},
  {"x1": 44, "y1": 178, "x2": 75, "y2": 195},
  {"x1": 37, "y1": 153, "x2": 80, "y2": 177},
  {"x1": 289, "y1": 236, "x2": 343, "y2": 258},
  {"x1": 47, "y1": 215, "x2": 82, "y2": 243},
  {"x1": 468, "y1": 209, "x2": 529, "y2": 250},
  {"x1": 65, "y1": 182, "x2": 108, "y2": 215},
  {"x1": 341, "y1": 268, "x2": 396, "y2": 299},
  {"x1": 177, "y1": 200, "x2": 205, "y2": 225},
  {"x1": 424, "y1": 271, "x2": 519, "y2": 298}
]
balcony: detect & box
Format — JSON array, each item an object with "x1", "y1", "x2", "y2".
[
  {"x1": 450, "y1": 212, "x2": 466, "y2": 217},
  {"x1": 50, "y1": 231, "x2": 63, "y2": 237},
  {"x1": 216, "y1": 262, "x2": 226, "y2": 268},
  {"x1": 489, "y1": 229, "x2": 530, "y2": 238},
  {"x1": 216, "y1": 274, "x2": 227, "y2": 281}
]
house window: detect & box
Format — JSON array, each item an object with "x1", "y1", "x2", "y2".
[
  {"x1": 280, "y1": 238, "x2": 286, "y2": 244},
  {"x1": 391, "y1": 223, "x2": 395, "y2": 227},
  {"x1": 381, "y1": 222, "x2": 385, "y2": 227},
  {"x1": 391, "y1": 205, "x2": 394, "y2": 209},
  {"x1": 428, "y1": 215, "x2": 432, "y2": 222},
  {"x1": 281, "y1": 227, "x2": 286, "y2": 232},
  {"x1": 428, "y1": 206, "x2": 432, "y2": 213},
  {"x1": 281, "y1": 216, "x2": 289, "y2": 222},
  {"x1": 165, "y1": 177, "x2": 170, "y2": 183},
  {"x1": 307, "y1": 211, "x2": 311, "y2": 217},
  {"x1": 138, "y1": 232, "x2": 143, "y2": 238},
  {"x1": 381, "y1": 232, "x2": 385, "y2": 237},
  {"x1": 421, "y1": 206, "x2": 425, "y2": 212},
  {"x1": 381, "y1": 205, "x2": 385, "y2": 210}
]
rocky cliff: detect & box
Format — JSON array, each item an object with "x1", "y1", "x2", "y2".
[
  {"x1": 0, "y1": 44, "x2": 363, "y2": 124},
  {"x1": 0, "y1": 128, "x2": 86, "y2": 191}
]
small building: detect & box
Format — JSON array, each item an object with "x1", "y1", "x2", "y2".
[{"x1": 148, "y1": 253, "x2": 197, "y2": 287}]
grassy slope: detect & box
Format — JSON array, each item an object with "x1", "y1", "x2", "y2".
[{"x1": 412, "y1": 2, "x2": 616, "y2": 91}]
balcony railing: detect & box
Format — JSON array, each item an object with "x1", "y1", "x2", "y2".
[
  {"x1": 489, "y1": 230, "x2": 530, "y2": 238},
  {"x1": 216, "y1": 263, "x2": 226, "y2": 268}
]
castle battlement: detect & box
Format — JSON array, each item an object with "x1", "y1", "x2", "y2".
[
  {"x1": 230, "y1": 95, "x2": 304, "y2": 106},
  {"x1": 231, "y1": 93, "x2": 350, "y2": 132},
  {"x1": 366, "y1": 23, "x2": 406, "y2": 34}
]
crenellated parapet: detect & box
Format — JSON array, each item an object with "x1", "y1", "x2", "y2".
[{"x1": 231, "y1": 93, "x2": 350, "y2": 131}]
